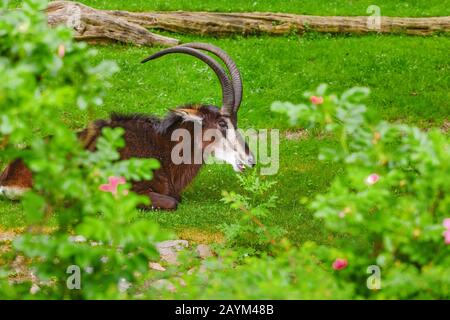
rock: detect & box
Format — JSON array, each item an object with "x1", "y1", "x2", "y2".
[
  {"x1": 160, "y1": 252, "x2": 178, "y2": 265},
  {"x1": 30, "y1": 284, "x2": 40, "y2": 295},
  {"x1": 152, "y1": 279, "x2": 176, "y2": 292},
  {"x1": 118, "y1": 278, "x2": 131, "y2": 293},
  {"x1": 149, "y1": 262, "x2": 166, "y2": 271},
  {"x1": 156, "y1": 240, "x2": 189, "y2": 252},
  {"x1": 156, "y1": 240, "x2": 189, "y2": 265},
  {"x1": 69, "y1": 235, "x2": 86, "y2": 243},
  {"x1": 196, "y1": 244, "x2": 213, "y2": 259}
]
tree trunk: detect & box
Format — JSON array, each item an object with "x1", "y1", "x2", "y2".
[
  {"x1": 45, "y1": 1, "x2": 180, "y2": 46},
  {"x1": 46, "y1": 1, "x2": 450, "y2": 47},
  {"x1": 107, "y1": 10, "x2": 450, "y2": 36}
]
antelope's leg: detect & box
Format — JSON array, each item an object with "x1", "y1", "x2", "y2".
[
  {"x1": 0, "y1": 159, "x2": 33, "y2": 200},
  {"x1": 140, "y1": 192, "x2": 178, "y2": 211}
]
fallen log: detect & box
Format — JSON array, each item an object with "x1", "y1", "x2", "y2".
[
  {"x1": 45, "y1": 1, "x2": 180, "y2": 46},
  {"x1": 45, "y1": 1, "x2": 450, "y2": 47},
  {"x1": 107, "y1": 11, "x2": 450, "y2": 36}
]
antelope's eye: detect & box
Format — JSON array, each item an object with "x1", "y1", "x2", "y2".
[{"x1": 218, "y1": 120, "x2": 228, "y2": 128}]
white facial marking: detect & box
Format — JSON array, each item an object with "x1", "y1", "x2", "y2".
[
  {"x1": 208, "y1": 118, "x2": 252, "y2": 172},
  {"x1": 175, "y1": 109, "x2": 203, "y2": 123},
  {"x1": 0, "y1": 186, "x2": 29, "y2": 200}
]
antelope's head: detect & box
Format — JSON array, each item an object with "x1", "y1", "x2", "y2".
[{"x1": 141, "y1": 43, "x2": 255, "y2": 172}]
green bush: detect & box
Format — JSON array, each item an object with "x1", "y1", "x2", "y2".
[
  {"x1": 0, "y1": 0, "x2": 168, "y2": 299},
  {"x1": 165, "y1": 241, "x2": 354, "y2": 299},
  {"x1": 168, "y1": 85, "x2": 449, "y2": 300},
  {"x1": 272, "y1": 84, "x2": 450, "y2": 298},
  {"x1": 220, "y1": 171, "x2": 285, "y2": 257}
]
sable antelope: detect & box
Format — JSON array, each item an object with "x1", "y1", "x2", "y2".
[{"x1": 0, "y1": 43, "x2": 255, "y2": 210}]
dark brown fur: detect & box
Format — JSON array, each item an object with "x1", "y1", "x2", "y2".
[
  {"x1": 0, "y1": 159, "x2": 33, "y2": 189},
  {"x1": 0, "y1": 105, "x2": 225, "y2": 210}
]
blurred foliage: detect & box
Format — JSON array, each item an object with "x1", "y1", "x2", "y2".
[
  {"x1": 272, "y1": 84, "x2": 450, "y2": 298},
  {"x1": 0, "y1": 0, "x2": 168, "y2": 299},
  {"x1": 164, "y1": 241, "x2": 354, "y2": 299},
  {"x1": 162, "y1": 84, "x2": 449, "y2": 300}
]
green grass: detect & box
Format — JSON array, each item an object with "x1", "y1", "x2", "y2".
[
  {"x1": 83, "y1": 35, "x2": 449, "y2": 130},
  {"x1": 8, "y1": 0, "x2": 450, "y2": 16},
  {"x1": 1, "y1": 1, "x2": 449, "y2": 245},
  {"x1": 76, "y1": 0, "x2": 449, "y2": 17}
]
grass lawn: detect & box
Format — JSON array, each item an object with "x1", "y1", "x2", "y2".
[
  {"x1": 67, "y1": 0, "x2": 448, "y2": 17},
  {"x1": 1, "y1": 1, "x2": 449, "y2": 245}
]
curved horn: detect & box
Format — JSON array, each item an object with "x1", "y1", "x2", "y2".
[
  {"x1": 180, "y1": 43, "x2": 243, "y2": 114},
  {"x1": 141, "y1": 47, "x2": 235, "y2": 115}
]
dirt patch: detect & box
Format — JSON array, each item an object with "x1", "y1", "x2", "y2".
[
  {"x1": 408, "y1": 118, "x2": 450, "y2": 133},
  {"x1": 284, "y1": 129, "x2": 333, "y2": 141},
  {"x1": 285, "y1": 129, "x2": 309, "y2": 140},
  {"x1": 441, "y1": 119, "x2": 450, "y2": 133},
  {"x1": 176, "y1": 228, "x2": 224, "y2": 244},
  {"x1": 0, "y1": 229, "x2": 17, "y2": 243}
]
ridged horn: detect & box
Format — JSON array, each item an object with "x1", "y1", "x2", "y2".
[
  {"x1": 180, "y1": 43, "x2": 243, "y2": 115},
  {"x1": 141, "y1": 47, "x2": 235, "y2": 115}
]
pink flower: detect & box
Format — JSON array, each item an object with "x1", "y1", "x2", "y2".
[
  {"x1": 310, "y1": 96, "x2": 324, "y2": 105},
  {"x1": 443, "y1": 219, "x2": 450, "y2": 245},
  {"x1": 99, "y1": 176, "x2": 126, "y2": 195},
  {"x1": 366, "y1": 173, "x2": 380, "y2": 185},
  {"x1": 332, "y1": 258, "x2": 348, "y2": 270},
  {"x1": 58, "y1": 44, "x2": 65, "y2": 58},
  {"x1": 443, "y1": 218, "x2": 450, "y2": 230}
]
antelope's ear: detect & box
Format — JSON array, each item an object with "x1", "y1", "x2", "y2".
[{"x1": 171, "y1": 108, "x2": 203, "y2": 123}]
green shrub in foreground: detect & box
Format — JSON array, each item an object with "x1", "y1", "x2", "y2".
[
  {"x1": 165, "y1": 241, "x2": 354, "y2": 299},
  {"x1": 0, "y1": 0, "x2": 169, "y2": 299},
  {"x1": 165, "y1": 85, "x2": 449, "y2": 300},
  {"x1": 220, "y1": 171, "x2": 285, "y2": 257},
  {"x1": 272, "y1": 85, "x2": 450, "y2": 298}
]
